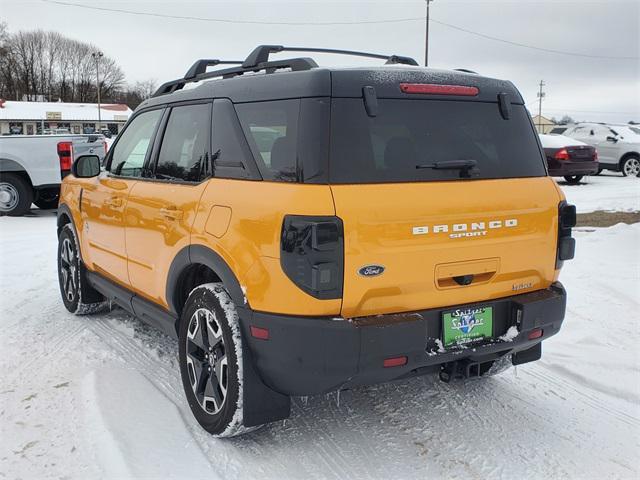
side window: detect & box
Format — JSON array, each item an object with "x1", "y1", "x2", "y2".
[
  {"x1": 235, "y1": 99, "x2": 300, "y2": 182},
  {"x1": 109, "y1": 109, "x2": 163, "y2": 177},
  {"x1": 155, "y1": 103, "x2": 211, "y2": 182},
  {"x1": 211, "y1": 99, "x2": 260, "y2": 180}
]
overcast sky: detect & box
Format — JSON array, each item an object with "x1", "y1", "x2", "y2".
[{"x1": 1, "y1": 0, "x2": 638, "y2": 123}]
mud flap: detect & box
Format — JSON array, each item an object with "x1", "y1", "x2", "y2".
[
  {"x1": 241, "y1": 335, "x2": 291, "y2": 428},
  {"x1": 512, "y1": 342, "x2": 542, "y2": 366}
]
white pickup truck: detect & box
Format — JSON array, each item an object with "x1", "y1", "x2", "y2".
[{"x1": 0, "y1": 134, "x2": 107, "y2": 216}]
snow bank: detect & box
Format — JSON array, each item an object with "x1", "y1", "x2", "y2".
[{"x1": 557, "y1": 174, "x2": 640, "y2": 213}]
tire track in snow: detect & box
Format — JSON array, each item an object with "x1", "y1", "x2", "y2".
[
  {"x1": 4, "y1": 321, "x2": 87, "y2": 384},
  {"x1": 523, "y1": 368, "x2": 639, "y2": 427}
]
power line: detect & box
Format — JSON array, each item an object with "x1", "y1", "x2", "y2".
[
  {"x1": 39, "y1": 0, "x2": 426, "y2": 25},
  {"x1": 40, "y1": 0, "x2": 639, "y2": 60},
  {"x1": 430, "y1": 18, "x2": 638, "y2": 60}
]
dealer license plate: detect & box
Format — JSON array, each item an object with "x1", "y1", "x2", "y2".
[{"x1": 442, "y1": 306, "x2": 493, "y2": 348}]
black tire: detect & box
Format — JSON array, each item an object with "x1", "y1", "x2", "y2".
[
  {"x1": 563, "y1": 175, "x2": 583, "y2": 184},
  {"x1": 620, "y1": 155, "x2": 640, "y2": 177},
  {"x1": 34, "y1": 189, "x2": 60, "y2": 210},
  {"x1": 0, "y1": 172, "x2": 32, "y2": 216},
  {"x1": 57, "y1": 224, "x2": 109, "y2": 314},
  {"x1": 178, "y1": 283, "x2": 253, "y2": 437}
]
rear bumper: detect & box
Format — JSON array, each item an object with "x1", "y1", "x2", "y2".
[
  {"x1": 548, "y1": 161, "x2": 599, "y2": 176},
  {"x1": 239, "y1": 283, "x2": 567, "y2": 396}
]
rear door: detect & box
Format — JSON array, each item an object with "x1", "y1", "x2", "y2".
[
  {"x1": 328, "y1": 98, "x2": 562, "y2": 318},
  {"x1": 124, "y1": 102, "x2": 211, "y2": 308}
]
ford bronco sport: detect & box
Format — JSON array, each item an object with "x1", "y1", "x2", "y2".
[{"x1": 56, "y1": 45, "x2": 576, "y2": 437}]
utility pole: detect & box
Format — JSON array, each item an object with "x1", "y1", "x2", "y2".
[
  {"x1": 425, "y1": 0, "x2": 434, "y2": 67},
  {"x1": 91, "y1": 51, "x2": 104, "y2": 132},
  {"x1": 537, "y1": 80, "x2": 546, "y2": 133}
]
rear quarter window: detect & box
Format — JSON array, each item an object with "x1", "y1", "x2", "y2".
[{"x1": 235, "y1": 100, "x2": 299, "y2": 182}]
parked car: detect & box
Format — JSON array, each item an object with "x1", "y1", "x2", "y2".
[
  {"x1": 56, "y1": 45, "x2": 575, "y2": 437},
  {"x1": 539, "y1": 134, "x2": 598, "y2": 184},
  {"x1": 562, "y1": 123, "x2": 640, "y2": 176},
  {"x1": 0, "y1": 134, "x2": 107, "y2": 215}
]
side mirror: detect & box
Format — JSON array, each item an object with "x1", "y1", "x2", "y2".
[
  {"x1": 72, "y1": 155, "x2": 101, "y2": 178},
  {"x1": 606, "y1": 136, "x2": 618, "y2": 143}
]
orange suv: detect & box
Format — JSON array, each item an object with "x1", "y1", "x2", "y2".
[{"x1": 57, "y1": 45, "x2": 576, "y2": 437}]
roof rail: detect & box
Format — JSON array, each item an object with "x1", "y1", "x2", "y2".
[
  {"x1": 152, "y1": 45, "x2": 419, "y2": 98},
  {"x1": 242, "y1": 45, "x2": 418, "y2": 68},
  {"x1": 184, "y1": 59, "x2": 243, "y2": 79},
  {"x1": 453, "y1": 68, "x2": 478, "y2": 74}
]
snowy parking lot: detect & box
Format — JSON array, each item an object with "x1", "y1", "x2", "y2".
[{"x1": 1, "y1": 177, "x2": 639, "y2": 479}]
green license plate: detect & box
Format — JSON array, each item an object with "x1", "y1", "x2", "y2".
[{"x1": 442, "y1": 306, "x2": 493, "y2": 348}]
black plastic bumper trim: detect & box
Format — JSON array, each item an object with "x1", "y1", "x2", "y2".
[{"x1": 239, "y1": 283, "x2": 567, "y2": 396}]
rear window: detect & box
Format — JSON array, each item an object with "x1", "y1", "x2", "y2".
[{"x1": 329, "y1": 99, "x2": 546, "y2": 183}]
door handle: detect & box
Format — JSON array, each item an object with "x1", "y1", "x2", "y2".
[
  {"x1": 160, "y1": 207, "x2": 184, "y2": 220},
  {"x1": 105, "y1": 197, "x2": 123, "y2": 207}
]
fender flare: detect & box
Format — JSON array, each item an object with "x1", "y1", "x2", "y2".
[
  {"x1": 57, "y1": 204, "x2": 80, "y2": 246},
  {"x1": 166, "y1": 244, "x2": 247, "y2": 316}
]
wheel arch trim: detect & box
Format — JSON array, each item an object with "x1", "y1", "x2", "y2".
[
  {"x1": 619, "y1": 151, "x2": 640, "y2": 165},
  {"x1": 166, "y1": 244, "x2": 247, "y2": 317}
]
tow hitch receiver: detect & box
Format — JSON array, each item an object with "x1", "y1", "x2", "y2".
[{"x1": 439, "y1": 358, "x2": 496, "y2": 383}]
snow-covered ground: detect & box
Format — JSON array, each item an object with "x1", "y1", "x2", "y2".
[
  {"x1": 1, "y1": 178, "x2": 639, "y2": 479},
  {"x1": 558, "y1": 173, "x2": 640, "y2": 213}
]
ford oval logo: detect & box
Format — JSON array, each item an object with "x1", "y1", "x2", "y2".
[{"x1": 358, "y1": 265, "x2": 385, "y2": 277}]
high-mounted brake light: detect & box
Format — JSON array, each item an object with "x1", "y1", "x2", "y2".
[
  {"x1": 554, "y1": 148, "x2": 570, "y2": 161},
  {"x1": 399, "y1": 83, "x2": 479, "y2": 96},
  {"x1": 57, "y1": 141, "x2": 73, "y2": 172}
]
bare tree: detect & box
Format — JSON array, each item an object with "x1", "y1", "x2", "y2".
[{"x1": 0, "y1": 26, "x2": 126, "y2": 104}]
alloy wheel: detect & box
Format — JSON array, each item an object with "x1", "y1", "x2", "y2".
[
  {"x1": 623, "y1": 157, "x2": 640, "y2": 177},
  {"x1": 59, "y1": 238, "x2": 77, "y2": 302},
  {"x1": 185, "y1": 308, "x2": 228, "y2": 414},
  {"x1": 0, "y1": 182, "x2": 19, "y2": 213}
]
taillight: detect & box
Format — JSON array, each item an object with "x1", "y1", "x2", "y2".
[
  {"x1": 103, "y1": 140, "x2": 108, "y2": 155},
  {"x1": 556, "y1": 201, "x2": 576, "y2": 268},
  {"x1": 57, "y1": 141, "x2": 73, "y2": 172},
  {"x1": 399, "y1": 83, "x2": 479, "y2": 96},
  {"x1": 554, "y1": 148, "x2": 570, "y2": 161},
  {"x1": 593, "y1": 150, "x2": 598, "y2": 161},
  {"x1": 280, "y1": 215, "x2": 344, "y2": 299}
]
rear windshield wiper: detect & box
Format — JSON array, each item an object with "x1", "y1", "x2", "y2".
[{"x1": 415, "y1": 159, "x2": 480, "y2": 178}]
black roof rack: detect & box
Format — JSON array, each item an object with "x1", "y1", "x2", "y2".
[
  {"x1": 152, "y1": 45, "x2": 419, "y2": 98},
  {"x1": 453, "y1": 68, "x2": 479, "y2": 74},
  {"x1": 184, "y1": 59, "x2": 243, "y2": 80},
  {"x1": 241, "y1": 45, "x2": 418, "y2": 68}
]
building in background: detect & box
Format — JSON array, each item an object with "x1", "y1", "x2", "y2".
[
  {"x1": 0, "y1": 99, "x2": 132, "y2": 135},
  {"x1": 531, "y1": 114, "x2": 556, "y2": 134}
]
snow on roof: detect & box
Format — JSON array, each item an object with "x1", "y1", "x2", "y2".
[
  {"x1": 0, "y1": 100, "x2": 133, "y2": 122},
  {"x1": 539, "y1": 134, "x2": 587, "y2": 148}
]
